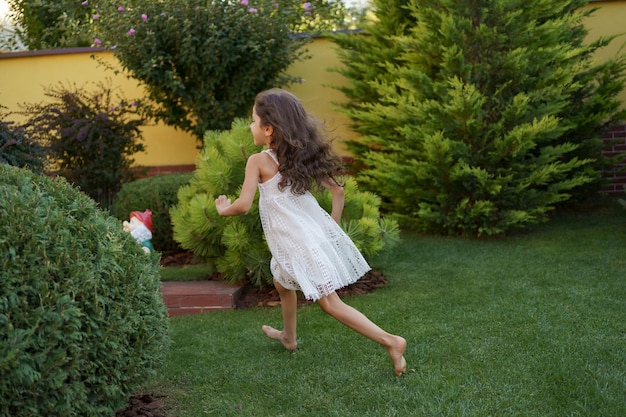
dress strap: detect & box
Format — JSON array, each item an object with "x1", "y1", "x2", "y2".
[{"x1": 264, "y1": 149, "x2": 279, "y2": 166}]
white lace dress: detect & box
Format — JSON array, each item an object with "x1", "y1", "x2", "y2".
[{"x1": 258, "y1": 149, "x2": 371, "y2": 301}]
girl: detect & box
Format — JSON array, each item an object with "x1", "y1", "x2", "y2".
[{"x1": 215, "y1": 89, "x2": 407, "y2": 376}]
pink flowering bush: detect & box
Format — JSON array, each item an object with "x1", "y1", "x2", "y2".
[
  {"x1": 89, "y1": 0, "x2": 349, "y2": 142},
  {"x1": 4, "y1": 0, "x2": 360, "y2": 53}
]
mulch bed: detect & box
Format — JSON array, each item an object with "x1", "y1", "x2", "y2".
[
  {"x1": 159, "y1": 251, "x2": 197, "y2": 267},
  {"x1": 236, "y1": 269, "x2": 388, "y2": 308},
  {"x1": 116, "y1": 253, "x2": 387, "y2": 417},
  {"x1": 116, "y1": 393, "x2": 168, "y2": 417}
]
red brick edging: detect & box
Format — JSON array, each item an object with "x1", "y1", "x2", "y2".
[{"x1": 161, "y1": 281, "x2": 245, "y2": 317}]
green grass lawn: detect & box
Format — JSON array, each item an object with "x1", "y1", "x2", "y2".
[
  {"x1": 160, "y1": 263, "x2": 215, "y2": 281},
  {"x1": 148, "y1": 201, "x2": 626, "y2": 417}
]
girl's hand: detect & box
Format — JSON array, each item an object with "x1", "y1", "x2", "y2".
[
  {"x1": 322, "y1": 178, "x2": 344, "y2": 224},
  {"x1": 215, "y1": 195, "x2": 231, "y2": 216},
  {"x1": 214, "y1": 154, "x2": 262, "y2": 217}
]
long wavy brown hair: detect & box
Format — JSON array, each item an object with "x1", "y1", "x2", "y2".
[{"x1": 254, "y1": 89, "x2": 343, "y2": 195}]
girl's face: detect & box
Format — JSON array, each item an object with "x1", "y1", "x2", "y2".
[{"x1": 250, "y1": 106, "x2": 272, "y2": 147}]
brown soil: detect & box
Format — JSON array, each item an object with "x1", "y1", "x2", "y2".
[
  {"x1": 115, "y1": 393, "x2": 168, "y2": 417},
  {"x1": 236, "y1": 269, "x2": 387, "y2": 308},
  {"x1": 159, "y1": 251, "x2": 197, "y2": 267},
  {"x1": 117, "y1": 253, "x2": 387, "y2": 417}
]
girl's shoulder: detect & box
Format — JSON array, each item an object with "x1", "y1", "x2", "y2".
[
  {"x1": 249, "y1": 150, "x2": 272, "y2": 161},
  {"x1": 261, "y1": 149, "x2": 279, "y2": 164},
  {"x1": 251, "y1": 149, "x2": 279, "y2": 183}
]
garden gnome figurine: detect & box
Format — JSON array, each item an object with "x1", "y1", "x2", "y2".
[{"x1": 123, "y1": 209, "x2": 154, "y2": 254}]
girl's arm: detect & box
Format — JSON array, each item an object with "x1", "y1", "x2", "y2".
[
  {"x1": 322, "y1": 177, "x2": 344, "y2": 224},
  {"x1": 215, "y1": 154, "x2": 262, "y2": 216}
]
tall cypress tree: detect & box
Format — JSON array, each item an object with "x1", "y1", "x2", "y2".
[
  {"x1": 332, "y1": 0, "x2": 626, "y2": 236},
  {"x1": 330, "y1": 0, "x2": 416, "y2": 156}
]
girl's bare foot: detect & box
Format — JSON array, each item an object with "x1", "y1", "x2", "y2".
[
  {"x1": 262, "y1": 325, "x2": 298, "y2": 351},
  {"x1": 387, "y1": 336, "x2": 407, "y2": 376}
]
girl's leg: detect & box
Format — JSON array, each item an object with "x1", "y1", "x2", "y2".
[
  {"x1": 262, "y1": 280, "x2": 298, "y2": 350},
  {"x1": 317, "y1": 292, "x2": 407, "y2": 376}
]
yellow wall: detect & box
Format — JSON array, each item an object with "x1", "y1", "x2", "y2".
[
  {"x1": 0, "y1": 50, "x2": 201, "y2": 166},
  {"x1": 0, "y1": 38, "x2": 357, "y2": 166},
  {"x1": 585, "y1": 1, "x2": 626, "y2": 89},
  {"x1": 1, "y1": 2, "x2": 626, "y2": 168}
]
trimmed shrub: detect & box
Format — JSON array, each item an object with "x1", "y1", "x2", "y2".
[
  {"x1": 112, "y1": 172, "x2": 193, "y2": 253},
  {"x1": 0, "y1": 165, "x2": 169, "y2": 417},
  {"x1": 170, "y1": 118, "x2": 400, "y2": 288}
]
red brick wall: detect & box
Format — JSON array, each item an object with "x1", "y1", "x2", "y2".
[
  {"x1": 133, "y1": 164, "x2": 196, "y2": 179},
  {"x1": 602, "y1": 123, "x2": 626, "y2": 196}
]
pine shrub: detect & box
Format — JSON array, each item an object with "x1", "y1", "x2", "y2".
[
  {"x1": 0, "y1": 165, "x2": 169, "y2": 417},
  {"x1": 170, "y1": 119, "x2": 400, "y2": 288},
  {"x1": 112, "y1": 172, "x2": 193, "y2": 252}
]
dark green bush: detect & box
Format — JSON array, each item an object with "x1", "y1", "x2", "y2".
[
  {"x1": 112, "y1": 172, "x2": 193, "y2": 253},
  {"x1": 20, "y1": 81, "x2": 146, "y2": 209},
  {"x1": 0, "y1": 107, "x2": 44, "y2": 174},
  {"x1": 0, "y1": 165, "x2": 169, "y2": 417},
  {"x1": 5, "y1": 0, "x2": 93, "y2": 50}
]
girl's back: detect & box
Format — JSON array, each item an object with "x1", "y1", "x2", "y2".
[{"x1": 257, "y1": 148, "x2": 370, "y2": 302}]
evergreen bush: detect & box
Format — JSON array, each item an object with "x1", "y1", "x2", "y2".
[
  {"x1": 332, "y1": 0, "x2": 626, "y2": 236},
  {"x1": 171, "y1": 119, "x2": 399, "y2": 288},
  {"x1": 112, "y1": 172, "x2": 193, "y2": 253},
  {"x1": 0, "y1": 165, "x2": 169, "y2": 417}
]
